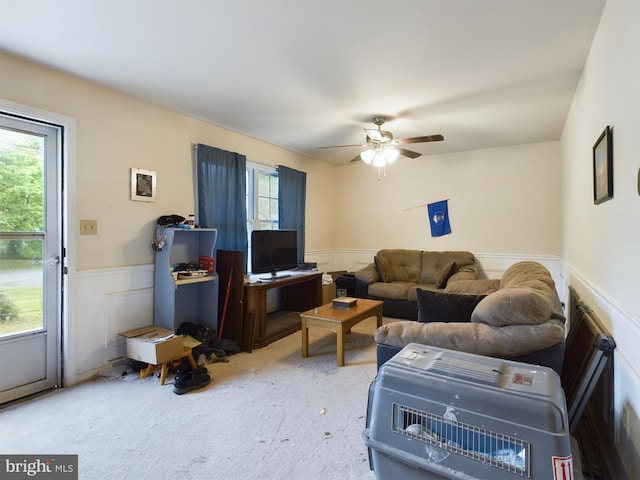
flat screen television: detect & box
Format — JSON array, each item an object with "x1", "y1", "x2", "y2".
[{"x1": 251, "y1": 229, "x2": 298, "y2": 278}]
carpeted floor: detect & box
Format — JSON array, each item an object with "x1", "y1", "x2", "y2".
[{"x1": 0, "y1": 316, "x2": 391, "y2": 479}]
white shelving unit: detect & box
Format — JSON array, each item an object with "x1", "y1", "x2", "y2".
[{"x1": 154, "y1": 227, "x2": 219, "y2": 332}]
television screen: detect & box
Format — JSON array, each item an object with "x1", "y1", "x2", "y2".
[{"x1": 251, "y1": 230, "x2": 298, "y2": 278}]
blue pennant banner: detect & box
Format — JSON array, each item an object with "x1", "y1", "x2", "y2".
[{"x1": 427, "y1": 199, "x2": 451, "y2": 237}]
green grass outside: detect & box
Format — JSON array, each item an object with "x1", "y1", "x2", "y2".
[
  {"x1": 0, "y1": 257, "x2": 43, "y2": 336},
  {"x1": 0, "y1": 286, "x2": 42, "y2": 336}
]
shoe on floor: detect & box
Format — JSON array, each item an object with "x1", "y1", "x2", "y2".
[
  {"x1": 174, "y1": 357, "x2": 208, "y2": 376},
  {"x1": 175, "y1": 365, "x2": 208, "y2": 377},
  {"x1": 173, "y1": 371, "x2": 210, "y2": 395}
]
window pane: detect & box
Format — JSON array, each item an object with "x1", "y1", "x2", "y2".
[
  {"x1": 0, "y1": 129, "x2": 45, "y2": 233},
  {"x1": 269, "y1": 199, "x2": 278, "y2": 220},
  {"x1": 257, "y1": 173, "x2": 270, "y2": 197},
  {"x1": 0, "y1": 238, "x2": 44, "y2": 337},
  {"x1": 257, "y1": 197, "x2": 270, "y2": 220}
]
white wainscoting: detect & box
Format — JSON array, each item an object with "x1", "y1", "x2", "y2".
[
  {"x1": 563, "y1": 265, "x2": 640, "y2": 473},
  {"x1": 309, "y1": 249, "x2": 562, "y2": 283},
  {"x1": 69, "y1": 265, "x2": 154, "y2": 385},
  {"x1": 66, "y1": 252, "x2": 565, "y2": 384}
]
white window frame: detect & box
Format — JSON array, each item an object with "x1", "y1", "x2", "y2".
[{"x1": 246, "y1": 162, "x2": 279, "y2": 271}]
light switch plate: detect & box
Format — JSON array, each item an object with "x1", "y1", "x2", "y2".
[{"x1": 80, "y1": 219, "x2": 98, "y2": 235}]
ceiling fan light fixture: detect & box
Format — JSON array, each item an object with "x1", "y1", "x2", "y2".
[
  {"x1": 360, "y1": 149, "x2": 375, "y2": 164},
  {"x1": 384, "y1": 146, "x2": 399, "y2": 163},
  {"x1": 372, "y1": 150, "x2": 386, "y2": 167}
]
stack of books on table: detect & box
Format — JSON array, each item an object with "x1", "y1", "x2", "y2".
[{"x1": 332, "y1": 296, "x2": 358, "y2": 310}]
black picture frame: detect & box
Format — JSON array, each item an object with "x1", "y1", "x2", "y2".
[
  {"x1": 131, "y1": 167, "x2": 157, "y2": 202},
  {"x1": 593, "y1": 125, "x2": 613, "y2": 204}
]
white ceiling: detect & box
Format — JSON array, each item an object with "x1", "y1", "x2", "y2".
[{"x1": 0, "y1": 0, "x2": 606, "y2": 165}]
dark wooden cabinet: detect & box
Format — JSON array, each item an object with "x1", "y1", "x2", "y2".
[
  {"x1": 243, "y1": 272, "x2": 322, "y2": 351},
  {"x1": 216, "y1": 250, "x2": 245, "y2": 348}
]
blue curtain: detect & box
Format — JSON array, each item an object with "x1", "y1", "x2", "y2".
[
  {"x1": 277, "y1": 165, "x2": 306, "y2": 264},
  {"x1": 196, "y1": 144, "x2": 248, "y2": 262}
]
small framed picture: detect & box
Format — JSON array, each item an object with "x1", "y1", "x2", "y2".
[
  {"x1": 593, "y1": 126, "x2": 613, "y2": 205},
  {"x1": 131, "y1": 168, "x2": 156, "y2": 202}
]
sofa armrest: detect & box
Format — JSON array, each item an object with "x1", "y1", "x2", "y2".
[
  {"x1": 355, "y1": 263, "x2": 379, "y2": 284},
  {"x1": 355, "y1": 277, "x2": 371, "y2": 298},
  {"x1": 446, "y1": 262, "x2": 480, "y2": 284}
]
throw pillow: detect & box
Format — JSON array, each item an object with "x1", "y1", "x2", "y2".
[
  {"x1": 374, "y1": 255, "x2": 392, "y2": 283},
  {"x1": 435, "y1": 261, "x2": 457, "y2": 289},
  {"x1": 416, "y1": 288, "x2": 486, "y2": 324}
]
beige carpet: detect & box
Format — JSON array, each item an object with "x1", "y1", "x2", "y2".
[{"x1": 0, "y1": 316, "x2": 393, "y2": 479}]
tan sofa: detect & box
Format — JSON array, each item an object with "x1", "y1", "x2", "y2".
[
  {"x1": 354, "y1": 249, "x2": 479, "y2": 320},
  {"x1": 374, "y1": 261, "x2": 567, "y2": 373}
]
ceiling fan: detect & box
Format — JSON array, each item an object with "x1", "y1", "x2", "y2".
[{"x1": 318, "y1": 116, "x2": 444, "y2": 165}]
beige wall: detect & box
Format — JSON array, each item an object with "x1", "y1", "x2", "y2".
[
  {"x1": 332, "y1": 141, "x2": 562, "y2": 256},
  {"x1": 0, "y1": 51, "x2": 336, "y2": 271},
  {"x1": 0, "y1": 50, "x2": 563, "y2": 271},
  {"x1": 561, "y1": 0, "x2": 640, "y2": 472}
]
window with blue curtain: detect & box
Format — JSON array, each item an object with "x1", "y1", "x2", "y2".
[
  {"x1": 195, "y1": 144, "x2": 248, "y2": 261},
  {"x1": 277, "y1": 165, "x2": 306, "y2": 264}
]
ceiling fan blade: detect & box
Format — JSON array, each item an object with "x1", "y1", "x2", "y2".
[
  {"x1": 317, "y1": 143, "x2": 362, "y2": 149},
  {"x1": 350, "y1": 155, "x2": 362, "y2": 163},
  {"x1": 396, "y1": 134, "x2": 444, "y2": 145},
  {"x1": 398, "y1": 147, "x2": 422, "y2": 159}
]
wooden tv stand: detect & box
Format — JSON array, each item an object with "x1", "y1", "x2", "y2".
[{"x1": 243, "y1": 271, "x2": 322, "y2": 351}]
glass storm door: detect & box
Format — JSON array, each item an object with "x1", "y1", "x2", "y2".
[{"x1": 0, "y1": 114, "x2": 61, "y2": 404}]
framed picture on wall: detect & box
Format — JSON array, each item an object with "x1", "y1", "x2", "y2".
[
  {"x1": 131, "y1": 168, "x2": 156, "y2": 202},
  {"x1": 593, "y1": 125, "x2": 613, "y2": 204}
]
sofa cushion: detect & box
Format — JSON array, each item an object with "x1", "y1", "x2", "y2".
[
  {"x1": 446, "y1": 268, "x2": 479, "y2": 284},
  {"x1": 499, "y1": 261, "x2": 566, "y2": 323},
  {"x1": 368, "y1": 281, "x2": 413, "y2": 301},
  {"x1": 374, "y1": 255, "x2": 392, "y2": 282},
  {"x1": 445, "y1": 279, "x2": 501, "y2": 295},
  {"x1": 416, "y1": 289, "x2": 486, "y2": 324},
  {"x1": 375, "y1": 249, "x2": 422, "y2": 283},
  {"x1": 500, "y1": 260, "x2": 556, "y2": 290},
  {"x1": 435, "y1": 261, "x2": 457, "y2": 288},
  {"x1": 420, "y1": 251, "x2": 476, "y2": 284},
  {"x1": 471, "y1": 287, "x2": 553, "y2": 327}
]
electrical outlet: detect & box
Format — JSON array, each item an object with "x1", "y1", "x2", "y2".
[{"x1": 80, "y1": 219, "x2": 98, "y2": 235}]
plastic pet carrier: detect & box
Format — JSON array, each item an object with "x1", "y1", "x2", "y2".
[{"x1": 362, "y1": 344, "x2": 582, "y2": 479}]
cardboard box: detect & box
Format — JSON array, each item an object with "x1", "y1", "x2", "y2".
[
  {"x1": 322, "y1": 282, "x2": 336, "y2": 304},
  {"x1": 119, "y1": 326, "x2": 184, "y2": 364}
]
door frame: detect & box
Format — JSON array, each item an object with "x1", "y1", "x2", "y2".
[{"x1": 0, "y1": 98, "x2": 76, "y2": 387}]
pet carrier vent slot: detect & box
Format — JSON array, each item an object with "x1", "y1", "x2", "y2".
[{"x1": 392, "y1": 403, "x2": 531, "y2": 477}]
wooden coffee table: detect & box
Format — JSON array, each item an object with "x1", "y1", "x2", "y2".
[{"x1": 300, "y1": 298, "x2": 383, "y2": 366}]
